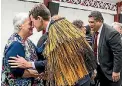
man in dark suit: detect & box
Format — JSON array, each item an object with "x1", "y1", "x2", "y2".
[{"x1": 88, "y1": 11, "x2": 122, "y2": 86}]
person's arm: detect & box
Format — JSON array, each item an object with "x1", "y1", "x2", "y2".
[
  {"x1": 34, "y1": 60, "x2": 46, "y2": 73},
  {"x1": 108, "y1": 31, "x2": 122, "y2": 72},
  {"x1": 83, "y1": 45, "x2": 97, "y2": 72},
  {"x1": 6, "y1": 41, "x2": 25, "y2": 77},
  {"x1": 7, "y1": 42, "x2": 42, "y2": 78},
  {"x1": 31, "y1": 41, "x2": 46, "y2": 73},
  {"x1": 8, "y1": 39, "x2": 46, "y2": 73},
  {"x1": 22, "y1": 69, "x2": 39, "y2": 78},
  {"x1": 108, "y1": 31, "x2": 122, "y2": 82},
  {"x1": 9, "y1": 55, "x2": 46, "y2": 73}
]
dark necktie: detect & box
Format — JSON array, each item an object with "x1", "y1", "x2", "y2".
[{"x1": 94, "y1": 32, "x2": 99, "y2": 57}]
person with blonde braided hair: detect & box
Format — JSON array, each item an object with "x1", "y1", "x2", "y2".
[{"x1": 8, "y1": 3, "x2": 96, "y2": 86}]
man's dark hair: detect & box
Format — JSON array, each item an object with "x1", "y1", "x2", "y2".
[
  {"x1": 29, "y1": 3, "x2": 51, "y2": 21},
  {"x1": 88, "y1": 11, "x2": 104, "y2": 22},
  {"x1": 85, "y1": 25, "x2": 91, "y2": 35},
  {"x1": 72, "y1": 20, "x2": 84, "y2": 29}
]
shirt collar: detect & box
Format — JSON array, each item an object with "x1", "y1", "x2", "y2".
[
  {"x1": 97, "y1": 24, "x2": 103, "y2": 34},
  {"x1": 46, "y1": 18, "x2": 51, "y2": 32}
]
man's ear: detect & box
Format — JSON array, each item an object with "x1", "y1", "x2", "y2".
[{"x1": 37, "y1": 16, "x2": 43, "y2": 21}]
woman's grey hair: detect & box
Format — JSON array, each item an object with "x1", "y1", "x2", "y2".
[
  {"x1": 112, "y1": 22, "x2": 122, "y2": 29},
  {"x1": 13, "y1": 12, "x2": 29, "y2": 33}
]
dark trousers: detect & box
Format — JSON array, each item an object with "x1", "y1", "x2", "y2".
[
  {"x1": 75, "y1": 79, "x2": 90, "y2": 86},
  {"x1": 96, "y1": 65, "x2": 121, "y2": 86}
]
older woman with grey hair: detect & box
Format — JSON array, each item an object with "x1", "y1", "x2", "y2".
[
  {"x1": 1, "y1": 13, "x2": 44, "y2": 86},
  {"x1": 112, "y1": 22, "x2": 122, "y2": 34}
]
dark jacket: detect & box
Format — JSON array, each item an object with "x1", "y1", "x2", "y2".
[{"x1": 95, "y1": 23, "x2": 122, "y2": 80}]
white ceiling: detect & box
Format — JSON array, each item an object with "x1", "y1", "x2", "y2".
[{"x1": 98, "y1": 0, "x2": 122, "y2": 4}]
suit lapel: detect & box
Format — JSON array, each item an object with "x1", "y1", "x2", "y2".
[
  {"x1": 98, "y1": 24, "x2": 106, "y2": 56},
  {"x1": 37, "y1": 33, "x2": 48, "y2": 47}
]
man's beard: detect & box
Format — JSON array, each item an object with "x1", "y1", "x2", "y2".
[
  {"x1": 38, "y1": 20, "x2": 45, "y2": 31},
  {"x1": 39, "y1": 26, "x2": 45, "y2": 31}
]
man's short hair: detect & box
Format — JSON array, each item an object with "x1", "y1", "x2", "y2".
[
  {"x1": 88, "y1": 11, "x2": 104, "y2": 22},
  {"x1": 72, "y1": 20, "x2": 84, "y2": 29},
  {"x1": 29, "y1": 3, "x2": 51, "y2": 21}
]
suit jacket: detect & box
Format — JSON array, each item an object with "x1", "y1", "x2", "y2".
[
  {"x1": 97, "y1": 23, "x2": 122, "y2": 80},
  {"x1": 33, "y1": 32, "x2": 47, "y2": 73}
]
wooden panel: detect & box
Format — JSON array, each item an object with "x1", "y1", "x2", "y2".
[
  {"x1": 114, "y1": 1, "x2": 122, "y2": 22},
  {"x1": 43, "y1": 0, "x2": 52, "y2": 34}
]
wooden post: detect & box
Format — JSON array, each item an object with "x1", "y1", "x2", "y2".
[
  {"x1": 42, "y1": 0, "x2": 52, "y2": 34},
  {"x1": 114, "y1": 1, "x2": 122, "y2": 22}
]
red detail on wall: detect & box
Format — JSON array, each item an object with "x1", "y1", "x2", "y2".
[
  {"x1": 114, "y1": 14, "x2": 118, "y2": 22},
  {"x1": 114, "y1": 1, "x2": 122, "y2": 22},
  {"x1": 44, "y1": 0, "x2": 52, "y2": 6},
  {"x1": 120, "y1": 2, "x2": 122, "y2": 13}
]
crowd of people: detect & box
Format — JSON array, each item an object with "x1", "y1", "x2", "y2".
[{"x1": 1, "y1": 3, "x2": 122, "y2": 86}]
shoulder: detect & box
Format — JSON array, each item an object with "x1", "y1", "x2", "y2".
[
  {"x1": 103, "y1": 23, "x2": 118, "y2": 36},
  {"x1": 4, "y1": 41, "x2": 25, "y2": 58},
  {"x1": 6, "y1": 41, "x2": 24, "y2": 53},
  {"x1": 103, "y1": 23, "x2": 115, "y2": 32},
  {"x1": 103, "y1": 24, "x2": 121, "y2": 43},
  {"x1": 10, "y1": 41, "x2": 23, "y2": 48}
]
